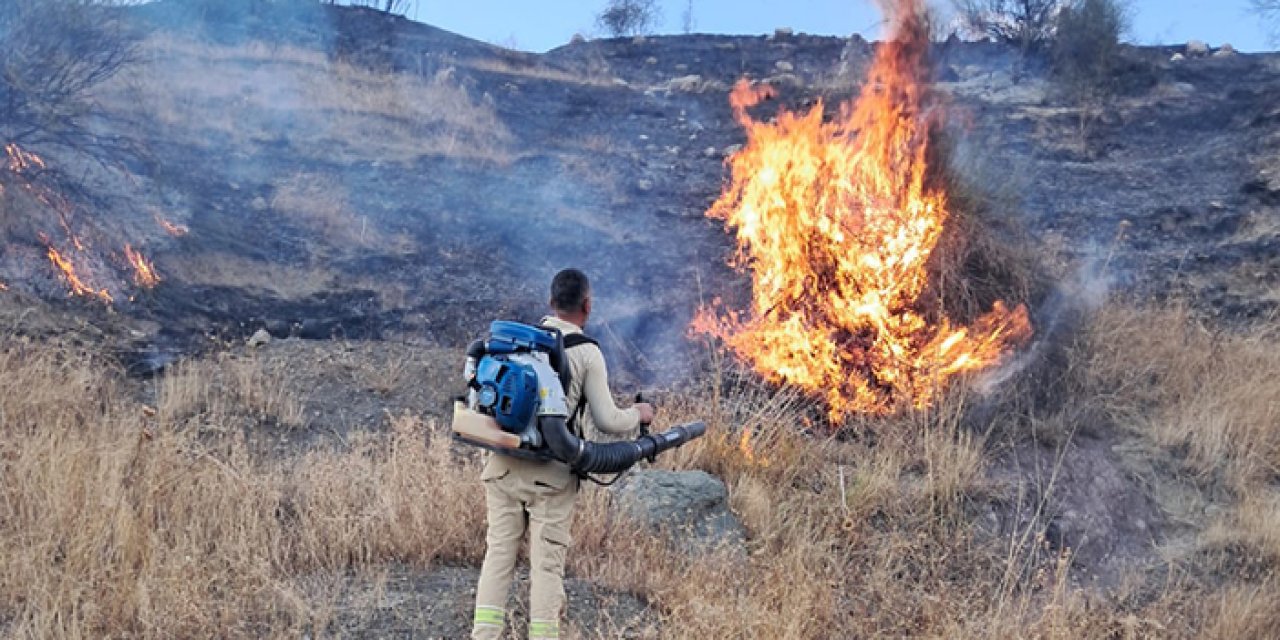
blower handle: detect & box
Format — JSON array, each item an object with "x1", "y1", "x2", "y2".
[{"x1": 636, "y1": 392, "x2": 654, "y2": 462}]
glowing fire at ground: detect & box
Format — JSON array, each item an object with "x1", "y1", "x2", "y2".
[
  {"x1": 694, "y1": 1, "x2": 1031, "y2": 420},
  {"x1": 155, "y1": 214, "x2": 189, "y2": 237},
  {"x1": 124, "y1": 245, "x2": 161, "y2": 288},
  {"x1": 43, "y1": 241, "x2": 113, "y2": 303},
  {"x1": 739, "y1": 429, "x2": 770, "y2": 467},
  {"x1": 4, "y1": 143, "x2": 46, "y2": 174}
]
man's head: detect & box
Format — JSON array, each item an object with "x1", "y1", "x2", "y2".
[{"x1": 550, "y1": 268, "x2": 591, "y2": 325}]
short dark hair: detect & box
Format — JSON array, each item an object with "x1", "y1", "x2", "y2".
[{"x1": 550, "y1": 268, "x2": 591, "y2": 312}]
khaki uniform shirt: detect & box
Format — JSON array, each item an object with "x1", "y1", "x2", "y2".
[{"x1": 480, "y1": 316, "x2": 641, "y2": 485}]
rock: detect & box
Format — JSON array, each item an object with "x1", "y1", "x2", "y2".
[
  {"x1": 250, "y1": 196, "x2": 268, "y2": 211},
  {"x1": 632, "y1": 36, "x2": 647, "y2": 45},
  {"x1": 636, "y1": 179, "x2": 653, "y2": 192},
  {"x1": 770, "y1": 27, "x2": 794, "y2": 40},
  {"x1": 1170, "y1": 52, "x2": 1186, "y2": 62},
  {"x1": 1186, "y1": 40, "x2": 1210, "y2": 57},
  {"x1": 247, "y1": 328, "x2": 272, "y2": 348},
  {"x1": 645, "y1": 56, "x2": 658, "y2": 65},
  {"x1": 774, "y1": 60, "x2": 794, "y2": 72},
  {"x1": 763, "y1": 73, "x2": 801, "y2": 88},
  {"x1": 722, "y1": 143, "x2": 742, "y2": 157},
  {"x1": 665, "y1": 74, "x2": 704, "y2": 92},
  {"x1": 1213, "y1": 43, "x2": 1236, "y2": 57},
  {"x1": 703, "y1": 146, "x2": 719, "y2": 158},
  {"x1": 569, "y1": 33, "x2": 586, "y2": 45},
  {"x1": 611, "y1": 470, "x2": 747, "y2": 552},
  {"x1": 674, "y1": 63, "x2": 688, "y2": 72}
]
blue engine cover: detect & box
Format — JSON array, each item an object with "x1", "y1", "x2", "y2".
[
  {"x1": 474, "y1": 356, "x2": 541, "y2": 433},
  {"x1": 486, "y1": 320, "x2": 559, "y2": 356}
]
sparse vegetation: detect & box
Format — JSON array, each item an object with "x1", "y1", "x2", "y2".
[
  {"x1": 597, "y1": 0, "x2": 660, "y2": 38},
  {"x1": 1253, "y1": 0, "x2": 1280, "y2": 45},
  {"x1": 1051, "y1": 0, "x2": 1129, "y2": 147},
  {"x1": 100, "y1": 36, "x2": 513, "y2": 165},
  {"x1": 952, "y1": 0, "x2": 1061, "y2": 51},
  {"x1": 0, "y1": 0, "x2": 140, "y2": 155}
]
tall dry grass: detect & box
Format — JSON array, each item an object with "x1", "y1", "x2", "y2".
[
  {"x1": 0, "y1": 340, "x2": 484, "y2": 638},
  {"x1": 3, "y1": 297, "x2": 1280, "y2": 638}
]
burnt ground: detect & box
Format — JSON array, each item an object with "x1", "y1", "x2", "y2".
[{"x1": 3, "y1": 2, "x2": 1280, "y2": 635}]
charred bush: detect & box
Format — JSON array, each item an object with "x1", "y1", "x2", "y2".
[
  {"x1": 951, "y1": 0, "x2": 1062, "y2": 52},
  {"x1": 1253, "y1": 0, "x2": 1280, "y2": 45},
  {"x1": 0, "y1": 1, "x2": 141, "y2": 157},
  {"x1": 1051, "y1": 0, "x2": 1130, "y2": 147},
  {"x1": 596, "y1": 0, "x2": 660, "y2": 38}
]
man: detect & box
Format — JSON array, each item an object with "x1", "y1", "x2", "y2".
[{"x1": 471, "y1": 268, "x2": 656, "y2": 640}]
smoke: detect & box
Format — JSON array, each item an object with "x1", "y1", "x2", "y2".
[{"x1": 974, "y1": 250, "x2": 1116, "y2": 396}]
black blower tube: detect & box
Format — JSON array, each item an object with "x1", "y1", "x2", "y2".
[{"x1": 539, "y1": 416, "x2": 707, "y2": 474}]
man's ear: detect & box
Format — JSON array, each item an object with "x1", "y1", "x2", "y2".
[{"x1": 582, "y1": 296, "x2": 592, "y2": 315}]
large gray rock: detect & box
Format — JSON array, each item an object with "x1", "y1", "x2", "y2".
[{"x1": 611, "y1": 470, "x2": 746, "y2": 553}]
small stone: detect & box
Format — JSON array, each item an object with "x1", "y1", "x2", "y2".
[
  {"x1": 247, "y1": 328, "x2": 272, "y2": 348},
  {"x1": 569, "y1": 33, "x2": 586, "y2": 45},
  {"x1": 645, "y1": 56, "x2": 658, "y2": 65},
  {"x1": 1213, "y1": 43, "x2": 1236, "y2": 57},
  {"x1": 723, "y1": 143, "x2": 742, "y2": 156},
  {"x1": 703, "y1": 146, "x2": 719, "y2": 158},
  {"x1": 774, "y1": 60, "x2": 794, "y2": 72},
  {"x1": 771, "y1": 27, "x2": 794, "y2": 40},
  {"x1": 1186, "y1": 40, "x2": 1210, "y2": 57},
  {"x1": 1170, "y1": 52, "x2": 1186, "y2": 62},
  {"x1": 637, "y1": 179, "x2": 653, "y2": 191},
  {"x1": 666, "y1": 74, "x2": 704, "y2": 92},
  {"x1": 250, "y1": 196, "x2": 267, "y2": 211},
  {"x1": 674, "y1": 63, "x2": 688, "y2": 72},
  {"x1": 632, "y1": 35, "x2": 647, "y2": 45}
]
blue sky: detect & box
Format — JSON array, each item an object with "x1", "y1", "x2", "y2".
[{"x1": 401, "y1": 1, "x2": 1272, "y2": 53}]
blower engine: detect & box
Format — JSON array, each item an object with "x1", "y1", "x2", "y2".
[{"x1": 451, "y1": 320, "x2": 706, "y2": 475}]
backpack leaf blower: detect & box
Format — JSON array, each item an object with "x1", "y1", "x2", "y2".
[{"x1": 451, "y1": 320, "x2": 705, "y2": 474}]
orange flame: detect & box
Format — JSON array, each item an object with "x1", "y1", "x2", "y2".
[
  {"x1": 694, "y1": 1, "x2": 1031, "y2": 421},
  {"x1": 45, "y1": 243, "x2": 112, "y2": 303},
  {"x1": 155, "y1": 215, "x2": 189, "y2": 237},
  {"x1": 124, "y1": 244, "x2": 161, "y2": 288},
  {"x1": 4, "y1": 143, "x2": 46, "y2": 174},
  {"x1": 739, "y1": 429, "x2": 770, "y2": 467}
]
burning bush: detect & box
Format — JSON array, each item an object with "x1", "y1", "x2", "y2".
[{"x1": 694, "y1": 1, "x2": 1034, "y2": 422}]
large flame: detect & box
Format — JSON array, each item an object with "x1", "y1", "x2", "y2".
[{"x1": 694, "y1": 2, "x2": 1031, "y2": 420}]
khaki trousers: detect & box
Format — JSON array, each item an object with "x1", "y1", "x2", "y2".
[{"x1": 472, "y1": 457, "x2": 578, "y2": 640}]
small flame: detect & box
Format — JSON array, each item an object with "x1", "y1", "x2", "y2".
[
  {"x1": 4, "y1": 143, "x2": 46, "y2": 174},
  {"x1": 738, "y1": 429, "x2": 770, "y2": 467},
  {"x1": 44, "y1": 242, "x2": 112, "y2": 303},
  {"x1": 124, "y1": 244, "x2": 161, "y2": 288},
  {"x1": 155, "y1": 215, "x2": 188, "y2": 237}
]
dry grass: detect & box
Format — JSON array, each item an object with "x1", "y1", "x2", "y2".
[
  {"x1": 0, "y1": 339, "x2": 484, "y2": 638},
  {"x1": 269, "y1": 172, "x2": 381, "y2": 250},
  {"x1": 3, "y1": 297, "x2": 1280, "y2": 638},
  {"x1": 98, "y1": 36, "x2": 513, "y2": 165}
]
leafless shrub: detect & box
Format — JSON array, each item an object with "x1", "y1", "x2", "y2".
[
  {"x1": 1051, "y1": 0, "x2": 1129, "y2": 147},
  {"x1": 597, "y1": 0, "x2": 660, "y2": 38},
  {"x1": 1253, "y1": 0, "x2": 1280, "y2": 45},
  {"x1": 0, "y1": 0, "x2": 140, "y2": 156},
  {"x1": 952, "y1": 0, "x2": 1062, "y2": 51}
]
